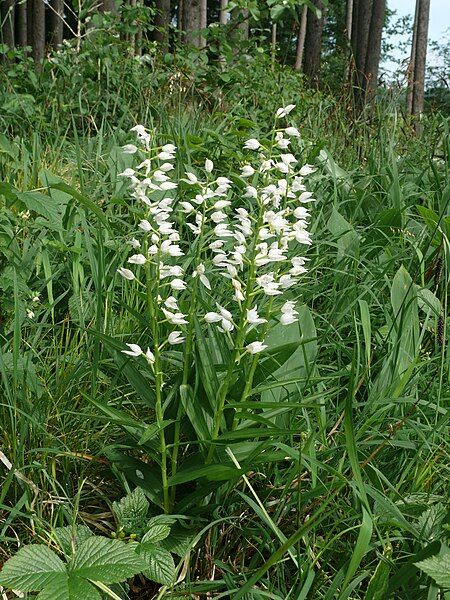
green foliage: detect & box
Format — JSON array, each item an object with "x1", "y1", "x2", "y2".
[{"x1": 416, "y1": 549, "x2": 450, "y2": 590}]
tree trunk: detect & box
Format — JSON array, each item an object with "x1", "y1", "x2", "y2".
[
  {"x1": 303, "y1": 0, "x2": 325, "y2": 88},
  {"x1": 343, "y1": 0, "x2": 353, "y2": 80},
  {"x1": 50, "y1": 0, "x2": 64, "y2": 49},
  {"x1": 32, "y1": 0, "x2": 45, "y2": 71},
  {"x1": 199, "y1": 0, "x2": 207, "y2": 46},
  {"x1": 294, "y1": 4, "x2": 307, "y2": 71},
  {"x1": 1, "y1": 0, "x2": 15, "y2": 49},
  {"x1": 355, "y1": 0, "x2": 372, "y2": 91},
  {"x1": 406, "y1": 0, "x2": 419, "y2": 113},
  {"x1": 411, "y1": 0, "x2": 430, "y2": 121},
  {"x1": 271, "y1": 21, "x2": 277, "y2": 70},
  {"x1": 154, "y1": 0, "x2": 171, "y2": 53},
  {"x1": 219, "y1": 0, "x2": 227, "y2": 25},
  {"x1": 183, "y1": 0, "x2": 201, "y2": 47},
  {"x1": 364, "y1": 0, "x2": 385, "y2": 100},
  {"x1": 17, "y1": 0, "x2": 28, "y2": 47}
]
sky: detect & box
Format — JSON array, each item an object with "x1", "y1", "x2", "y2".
[{"x1": 384, "y1": 0, "x2": 449, "y2": 76}]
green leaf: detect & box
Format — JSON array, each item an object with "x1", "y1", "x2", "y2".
[
  {"x1": 141, "y1": 521, "x2": 171, "y2": 545},
  {"x1": 112, "y1": 487, "x2": 149, "y2": 534},
  {"x1": 36, "y1": 575, "x2": 102, "y2": 600},
  {"x1": 15, "y1": 191, "x2": 63, "y2": 228},
  {"x1": 139, "y1": 545, "x2": 176, "y2": 586},
  {"x1": 52, "y1": 526, "x2": 93, "y2": 556},
  {"x1": 0, "y1": 545, "x2": 67, "y2": 592},
  {"x1": 69, "y1": 537, "x2": 145, "y2": 583},
  {"x1": 415, "y1": 551, "x2": 450, "y2": 589},
  {"x1": 49, "y1": 182, "x2": 109, "y2": 228}
]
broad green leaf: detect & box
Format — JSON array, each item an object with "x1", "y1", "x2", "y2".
[
  {"x1": 160, "y1": 525, "x2": 196, "y2": 557},
  {"x1": 141, "y1": 521, "x2": 171, "y2": 545},
  {"x1": 36, "y1": 575, "x2": 102, "y2": 600},
  {"x1": 49, "y1": 182, "x2": 109, "y2": 228},
  {"x1": 69, "y1": 538, "x2": 145, "y2": 583},
  {"x1": 416, "y1": 286, "x2": 442, "y2": 316},
  {"x1": 168, "y1": 463, "x2": 240, "y2": 485},
  {"x1": 0, "y1": 545, "x2": 67, "y2": 591},
  {"x1": 53, "y1": 526, "x2": 93, "y2": 556},
  {"x1": 415, "y1": 551, "x2": 450, "y2": 589},
  {"x1": 15, "y1": 191, "x2": 63, "y2": 228},
  {"x1": 139, "y1": 545, "x2": 176, "y2": 586},
  {"x1": 112, "y1": 488, "x2": 149, "y2": 534}
]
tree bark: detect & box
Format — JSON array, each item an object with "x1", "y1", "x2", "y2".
[
  {"x1": 294, "y1": 4, "x2": 307, "y2": 71},
  {"x1": 303, "y1": 0, "x2": 325, "y2": 88},
  {"x1": 411, "y1": 0, "x2": 430, "y2": 120},
  {"x1": 100, "y1": 0, "x2": 118, "y2": 11},
  {"x1": 17, "y1": 0, "x2": 28, "y2": 47},
  {"x1": 219, "y1": 0, "x2": 227, "y2": 25},
  {"x1": 27, "y1": 0, "x2": 33, "y2": 47},
  {"x1": 1, "y1": 0, "x2": 15, "y2": 49},
  {"x1": 50, "y1": 0, "x2": 64, "y2": 49},
  {"x1": 183, "y1": 0, "x2": 201, "y2": 47},
  {"x1": 406, "y1": 0, "x2": 419, "y2": 113},
  {"x1": 199, "y1": 0, "x2": 207, "y2": 46},
  {"x1": 32, "y1": 0, "x2": 45, "y2": 71},
  {"x1": 364, "y1": 0, "x2": 385, "y2": 100},
  {"x1": 154, "y1": 0, "x2": 171, "y2": 53}
]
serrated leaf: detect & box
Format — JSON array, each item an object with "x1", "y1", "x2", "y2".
[
  {"x1": 112, "y1": 487, "x2": 149, "y2": 533},
  {"x1": 160, "y1": 526, "x2": 195, "y2": 557},
  {"x1": 141, "y1": 521, "x2": 171, "y2": 545},
  {"x1": 69, "y1": 538, "x2": 145, "y2": 583},
  {"x1": 15, "y1": 191, "x2": 62, "y2": 228},
  {"x1": 139, "y1": 545, "x2": 175, "y2": 586},
  {"x1": 53, "y1": 526, "x2": 93, "y2": 556},
  {"x1": 36, "y1": 575, "x2": 102, "y2": 600},
  {"x1": 415, "y1": 551, "x2": 450, "y2": 589},
  {"x1": 0, "y1": 545, "x2": 67, "y2": 592}
]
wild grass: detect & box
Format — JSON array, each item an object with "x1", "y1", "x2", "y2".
[{"x1": 0, "y1": 46, "x2": 449, "y2": 599}]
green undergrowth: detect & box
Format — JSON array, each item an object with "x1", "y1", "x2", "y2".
[{"x1": 0, "y1": 43, "x2": 449, "y2": 600}]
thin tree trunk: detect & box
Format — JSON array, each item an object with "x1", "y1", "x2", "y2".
[
  {"x1": 219, "y1": 0, "x2": 227, "y2": 25},
  {"x1": 411, "y1": 0, "x2": 430, "y2": 122},
  {"x1": 27, "y1": 0, "x2": 33, "y2": 47},
  {"x1": 271, "y1": 21, "x2": 277, "y2": 70},
  {"x1": 406, "y1": 0, "x2": 419, "y2": 113},
  {"x1": 199, "y1": 0, "x2": 207, "y2": 47},
  {"x1": 303, "y1": 0, "x2": 325, "y2": 88},
  {"x1": 135, "y1": 0, "x2": 143, "y2": 55},
  {"x1": 155, "y1": 0, "x2": 171, "y2": 53},
  {"x1": 50, "y1": 0, "x2": 64, "y2": 49},
  {"x1": 294, "y1": 4, "x2": 307, "y2": 71},
  {"x1": 343, "y1": 0, "x2": 353, "y2": 80},
  {"x1": 32, "y1": 0, "x2": 45, "y2": 71},
  {"x1": 17, "y1": 0, "x2": 28, "y2": 47},
  {"x1": 364, "y1": 0, "x2": 385, "y2": 100},
  {"x1": 1, "y1": 0, "x2": 15, "y2": 49},
  {"x1": 177, "y1": 0, "x2": 183, "y2": 42}
]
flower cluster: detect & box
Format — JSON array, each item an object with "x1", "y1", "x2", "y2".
[{"x1": 117, "y1": 105, "x2": 315, "y2": 364}]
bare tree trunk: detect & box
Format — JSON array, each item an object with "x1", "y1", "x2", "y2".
[
  {"x1": 364, "y1": 0, "x2": 385, "y2": 100},
  {"x1": 271, "y1": 21, "x2": 277, "y2": 70},
  {"x1": 155, "y1": 0, "x2": 171, "y2": 53},
  {"x1": 1, "y1": 0, "x2": 15, "y2": 49},
  {"x1": 183, "y1": 0, "x2": 201, "y2": 47},
  {"x1": 410, "y1": 0, "x2": 430, "y2": 124},
  {"x1": 355, "y1": 0, "x2": 372, "y2": 91},
  {"x1": 50, "y1": 0, "x2": 64, "y2": 49},
  {"x1": 303, "y1": 0, "x2": 325, "y2": 88},
  {"x1": 32, "y1": 0, "x2": 45, "y2": 71},
  {"x1": 135, "y1": 0, "x2": 143, "y2": 55},
  {"x1": 406, "y1": 0, "x2": 419, "y2": 113},
  {"x1": 199, "y1": 0, "x2": 207, "y2": 47},
  {"x1": 219, "y1": 0, "x2": 227, "y2": 25},
  {"x1": 294, "y1": 4, "x2": 307, "y2": 71},
  {"x1": 17, "y1": 0, "x2": 28, "y2": 47},
  {"x1": 343, "y1": 0, "x2": 353, "y2": 80},
  {"x1": 237, "y1": 8, "x2": 249, "y2": 39},
  {"x1": 27, "y1": 0, "x2": 33, "y2": 47}
]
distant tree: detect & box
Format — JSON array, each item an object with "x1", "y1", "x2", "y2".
[
  {"x1": 364, "y1": 0, "x2": 385, "y2": 99},
  {"x1": 183, "y1": 0, "x2": 201, "y2": 47},
  {"x1": 408, "y1": 0, "x2": 430, "y2": 122},
  {"x1": 155, "y1": 0, "x2": 171, "y2": 53},
  {"x1": 294, "y1": 4, "x2": 308, "y2": 71},
  {"x1": 32, "y1": 0, "x2": 45, "y2": 70},
  {"x1": 50, "y1": 0, "x2": 64, "y2": 49},
  {"x1": 303, "y1": 0, "x2": 326, "y2": 88},
  {"x1": 1, "y1": 0, "x2": 15, "y2": 50}
]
